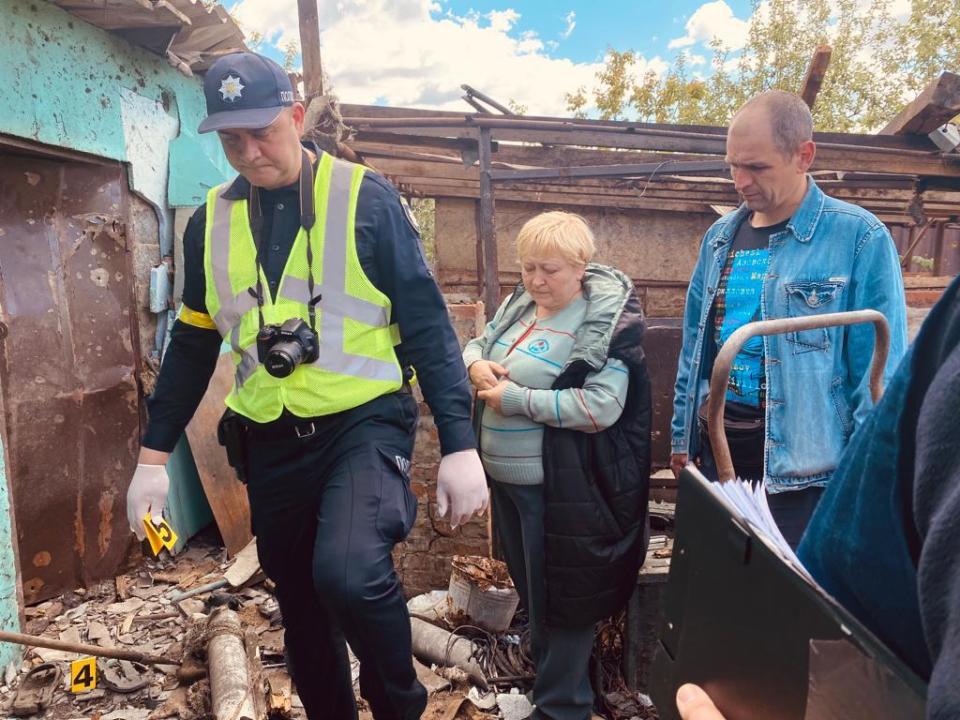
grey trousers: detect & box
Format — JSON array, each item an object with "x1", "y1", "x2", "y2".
[{"x1": 490, "y1": 481, "x2": 596, "y2": 720}]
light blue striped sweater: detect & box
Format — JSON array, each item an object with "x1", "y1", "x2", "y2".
[{"x1": 463, "y1": 294, "x2": 629, "y2": 485}]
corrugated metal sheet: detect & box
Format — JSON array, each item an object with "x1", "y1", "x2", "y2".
[{"x1": 0, "y1": 154, "x2": 140, "y2": 604}]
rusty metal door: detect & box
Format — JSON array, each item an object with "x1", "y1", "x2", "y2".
[{"x1": 0, "y1": 153, "x2": 140, "y2": 604}]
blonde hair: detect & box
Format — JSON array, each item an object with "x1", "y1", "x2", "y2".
[{"x1": 516, "y1": 211, "x2": 596, "y2": 266}]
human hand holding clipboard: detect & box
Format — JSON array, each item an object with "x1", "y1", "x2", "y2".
[{"x1": 677, "y1": 685, "x2": 726, "y2": 720}]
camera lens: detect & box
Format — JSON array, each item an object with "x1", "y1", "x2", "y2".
[{"x1": 264, "y1": 340, "x2": 304, "y2": 378}]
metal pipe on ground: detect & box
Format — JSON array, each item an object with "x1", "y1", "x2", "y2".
[
  {"x1": 409, "y1": 617, "x2": 488, "y2": 690},
  {"x1": 207, "y1": 607, "x2": 259, "y2": 720},
  {"x1": 0, "y1": 629, "x2": 179, "y2": 666}
]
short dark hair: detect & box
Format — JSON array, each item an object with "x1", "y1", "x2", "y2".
[{"x1": 734, "y1": 90, "x2": 813, "y2": 156}]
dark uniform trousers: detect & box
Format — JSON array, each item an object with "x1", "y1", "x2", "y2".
[{"x1": 242, "y1": 390, "x2": 426, "y2": 720}]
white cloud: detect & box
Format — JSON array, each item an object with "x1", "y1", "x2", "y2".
[
  {"x1": 668, "y1": 0, "x2": 750, "y2": 51},
  {"x1": 231, "y1": 0, "x2": 666, "y2": 116},
  {"x1": 488, "y1": 9, "x2": 520, "y2": 33},
  {"x1": 561, "y1": 11, "x2": 576, "y2": 39},
  {"x1": 688, "y1": 53, "x2": 707, "y2": 66}
]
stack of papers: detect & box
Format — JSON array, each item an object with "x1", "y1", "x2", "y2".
[{"x1": 705, "y1": 478, "x2": 811, "y2": 579}]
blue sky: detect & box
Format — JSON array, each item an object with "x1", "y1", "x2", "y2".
[
  {"x1": 225, "y1": 0, "x2": 760, "y2": 114},
  {"x1": 438, "y1": 0, "x2": 754, "y2": 63}
]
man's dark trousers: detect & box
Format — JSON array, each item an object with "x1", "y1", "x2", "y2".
[{"x1": 242, "y1": 391, "x2": 426, "y2": 720}]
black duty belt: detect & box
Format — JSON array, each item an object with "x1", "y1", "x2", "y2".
[
  {"x1": 239, "y1": 383, "x2": 412, "y2": 443},
  {"x1": 240, "y1": 415, "x2": 321, "y2": 442}
]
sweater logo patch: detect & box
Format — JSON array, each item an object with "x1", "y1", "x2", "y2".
[{"x1": 528, "y1": 339, "x2": 550, "y2": 355}]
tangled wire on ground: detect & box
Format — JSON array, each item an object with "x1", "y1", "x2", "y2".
[
  {"x1": 444, "y1": 611, "x2": 655, "y2": 719},
  {"x1": 446, "y1": 618, "x2": 537, "y2": 690}
]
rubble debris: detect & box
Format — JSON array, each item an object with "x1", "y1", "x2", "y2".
[
  {"x1": 465, "y1": 686, "x2": 498, "y2": 711},
  {"x1": 265, "y1": 671, "x2": 292, "y2": 715},
  {"x1": 495, "y1": 688, "x2": 535, "y2": 720},
  {"x1": 414, "y1": 658, "x2": 453, "y2": 695},
  {"x1": 592, "y1": 612, "x2": 659, "y2": 719},
  {"x1": 449, "y1": 556, "x2": 513, "y2": 592},
  {"x1": 0, "y1": 531, "x2": 657, "y2": 720},
  {"x1": 223, "y1": 539, "x2": 262, "y2": 588}
]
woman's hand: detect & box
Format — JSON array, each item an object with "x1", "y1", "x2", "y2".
[
  {"x1": 477, "y1": 379, "x2": 511, "y2": 413},
  {"x1": 468, "y1": 360, "x2": 509, "y2": 391}
]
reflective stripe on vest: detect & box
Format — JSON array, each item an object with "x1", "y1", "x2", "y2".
[{"x1": 204, "y1": 154, "x2": 403, "y2": 421}]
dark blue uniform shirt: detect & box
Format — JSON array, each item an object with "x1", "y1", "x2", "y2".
[{"x1": 144, "y1": 148, "x2": 476, "y2": 456}]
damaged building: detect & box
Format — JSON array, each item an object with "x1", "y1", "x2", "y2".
[
  {"x1": 0, "y1": 0, "x2": 245, "y2": 661},
  {"x1": 0, "y1": 1, "x2": 958, "y2": 718}
]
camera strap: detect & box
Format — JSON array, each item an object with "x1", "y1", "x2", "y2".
[{"x1": 248, "y1": 148, "x2": 320, "y2": 332}]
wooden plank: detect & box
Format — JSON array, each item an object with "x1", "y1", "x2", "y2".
[
  {"x1": 297, "y1": 0, "x2": 324, "y2": 100},
  {"x1": 903, "y1": 274, "x2": 956, "y2": 289},
  {"x1": 342, "y1": 103, "x2": 938, "y2": 151},
  {"x1": 800, "y1": 45, "x2": 832, "y2": 109},
  {"x1": 444, "y1": 270, "x2": 689, "y2": 289},
  {"x1": 357, "y1": 127, "x2": 960, "y2": 177},
  {"x1": 477, "y1": 128, "x2": 500, "y2": 319},
  {"x1": 376, "y1": 159, "x2": 950, "y2": 203},
  {"x1": 388, "y1": 172, "x2": 946, "y2": 206},
  {"x1": 405, "y1": 182, "x2": 713, "y2": 213},
  {"x1": 404, "y1": 182, "x2": 936, "y2": 222},
  {"x1": 353, "y1": 130, "x2": 480, "y2": 152},
  {"x1": 881, "y1": 72, "x2": 960, "y2": 136},
  {"x1": 933, "y1": 220, "x2": 947, "y2": 276},
  {"x1": 55, "y1": 0, "x2": 190, "y2": 29},
  {"x1": 183, "y1": 353, "x2": 252, "y2": 557},
  {"x1": 388, "y1": 174, "x2": 740, "y2": 201}
]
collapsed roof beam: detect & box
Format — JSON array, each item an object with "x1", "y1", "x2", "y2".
[
  {"x1": 489, "y1": 159, "x2": 730, "y2": 182},
  {"x1": 461, "y1": 84, "x2": 513, "y2": 115},
  {"x1": 800, "y1": 45, "x2": 832, "y2": 109},
  {"x1": 881, "y1": 71, "x2": 960, "y2": 136}
]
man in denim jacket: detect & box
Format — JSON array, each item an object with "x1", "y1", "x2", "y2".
[{"x1": 670, "y1": 90, "x2": 907, "y2": 545}]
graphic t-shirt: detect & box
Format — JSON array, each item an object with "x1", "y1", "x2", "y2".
[{"x1": 712, "y1": 218, "x2": 788, "y2": 412}]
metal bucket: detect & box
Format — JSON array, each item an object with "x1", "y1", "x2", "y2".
[{"x1": 447, "y1": 556, "x2": 520, "y2": 633}]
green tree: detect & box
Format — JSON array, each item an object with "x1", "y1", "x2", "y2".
[
  {"x1": 507, "y1": 99, "x2": 529, "y2": 116},
  {"x1": 282, "y1": 40, "x2": 301, "y2": 72},
  {"x1": 568, "y1": 0, "x2": 960, "y2": 132},
  {"x1": 410, "y1": 198, "x2": 436, "y2": 264}
]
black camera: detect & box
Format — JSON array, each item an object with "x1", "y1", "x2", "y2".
[{"x1": 256, "y1": 318, "x2": 319, "y2": 378}]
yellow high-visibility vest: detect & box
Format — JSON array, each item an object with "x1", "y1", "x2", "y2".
[{"x1": 203, "y1": 152, "x2": 403, "y2": 423}]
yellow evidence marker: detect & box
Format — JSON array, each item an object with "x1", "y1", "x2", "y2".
[
  {"x1": 142, "y1": 514, "x2": 179, "y2": 555},
  {"x1": 70, "y1": 657, "x2": 97, "y2": 693}
]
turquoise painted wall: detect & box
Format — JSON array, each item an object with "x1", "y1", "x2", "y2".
[
  {"x1": 0, "y1": 0, "x2": 232, "y2": 207},
  {"x1": 0, "y1": 0, "x2": 230, "y2": 622},
  {"x1": 0, "y1": 437, "x2": 22, "y2": 670}
]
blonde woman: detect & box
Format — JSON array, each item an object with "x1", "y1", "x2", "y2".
[{"x1": 463, "y1": 211, "x2": 651, "y2": 720}]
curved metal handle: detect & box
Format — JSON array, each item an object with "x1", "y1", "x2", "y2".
[{"x1": 707, "y1": 309, "x2": 890, "y2": 483}]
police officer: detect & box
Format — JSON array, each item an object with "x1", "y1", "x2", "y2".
[{"x1": 125, "y1": 52, "x2": 488, "y2": 720}]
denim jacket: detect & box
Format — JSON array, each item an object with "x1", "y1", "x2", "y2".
[{"x1": 670, "y1": 178, "x2": 908, "y2": 491}]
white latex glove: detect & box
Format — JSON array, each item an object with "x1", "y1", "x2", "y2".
[
  {"x1": 126, "y1": 463, "x2": 170, "y2": 540},
  {"x1": 436, "y1": 449, "x2": 489, "y2": 528}
]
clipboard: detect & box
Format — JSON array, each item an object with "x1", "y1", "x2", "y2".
[
  {"x1": 648, "y1": 464, "x2": 927, "y2": 720},
  {"x1": 651, "y1": 311, "x2": 927, "y2": 719}
]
